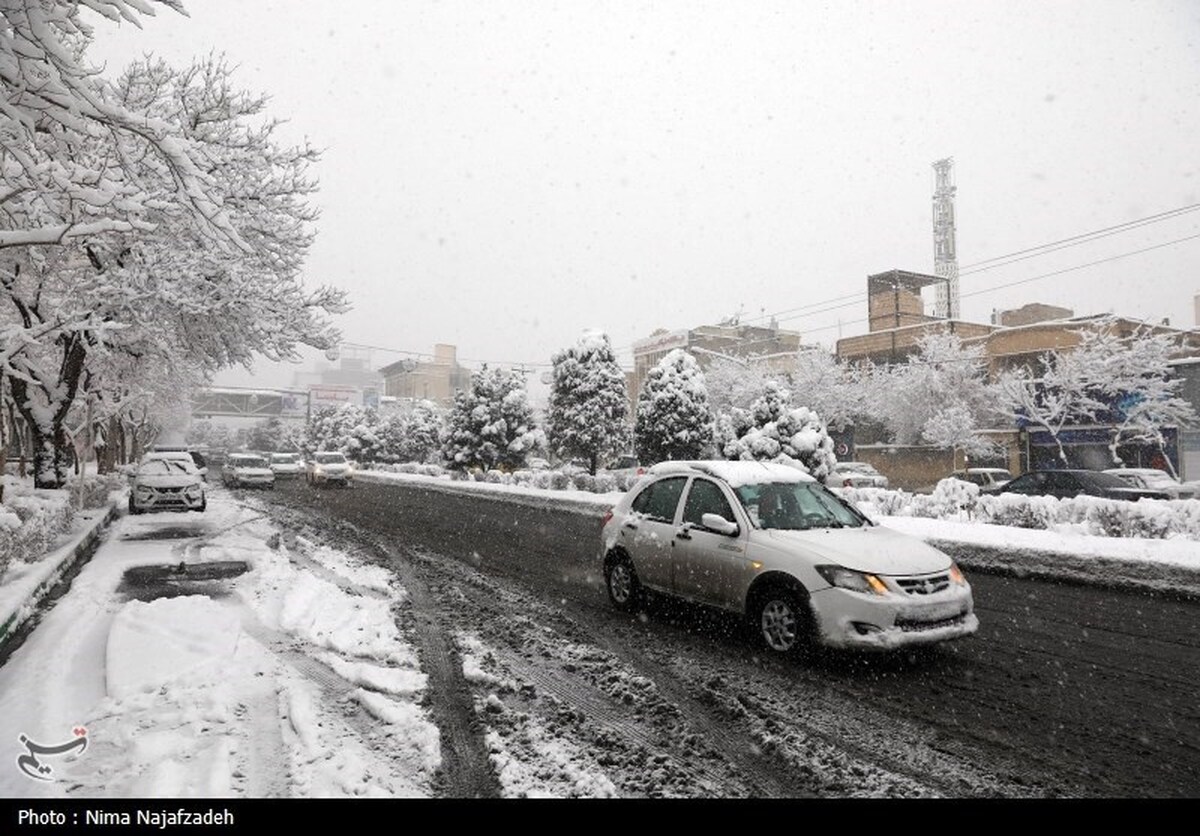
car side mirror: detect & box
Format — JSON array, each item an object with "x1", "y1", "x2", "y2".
[{"x1": 701, "y1": 513, "x2": 739, "y2": 536}]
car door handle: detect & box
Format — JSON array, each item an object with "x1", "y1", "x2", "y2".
[{"x1": 623, "y1": 521, "x2": 639, "y2": 530}]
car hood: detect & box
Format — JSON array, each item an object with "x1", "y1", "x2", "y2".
[
  {"x1": 135, "y1": 474, "x2": 199, "y2": 489},
  {"x1": 232, "y1": 467, "x2": 273, "y2": 476},
  {"x1": 314, "y1": 462, "x2": 349, "y2": 471},
  {"x1": 757, "y1": 525, "x2": 952, "y2": 576}
]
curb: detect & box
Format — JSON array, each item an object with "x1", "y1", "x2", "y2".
[
  {"x1": 354, "y1": 470, "x2": 615, "y2": 515},
  {"x1": 0, "y1": 502, "x2": 121, "y2": 652}
]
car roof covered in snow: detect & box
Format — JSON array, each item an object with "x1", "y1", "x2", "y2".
[{"x1": 645, "y1": 460, "x2": 814, "y2": 487}]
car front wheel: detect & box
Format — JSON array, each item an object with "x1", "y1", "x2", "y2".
[
  {"x1": 605, "y1": 554, "x2": 642, "y2": 612},
  {"x1": 752, "y1": 587, "x2": 814, "y2": 655}
]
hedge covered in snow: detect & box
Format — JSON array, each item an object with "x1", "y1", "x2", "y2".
[
  {"x1": 0, "y1": 475, "x2": 126, "y2": 573},
  {"x1": 839, "y1": 479, "x2": 1200, "y2": 541},
  {"x1": 364, "y1": 462, "x2": 642, "y2": 494}
]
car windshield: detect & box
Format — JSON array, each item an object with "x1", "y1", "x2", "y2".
[
  {"x1": 272, "y1": 454, "x2": 298, "y2": 463},
  {"x1": 735, "y1": 482, "x2": 867, "y2": 530},
  {"x1": 315, "y1": 453, "x2": 345, "y2": 464},
  {"x1": 140, "y1": 459, "x2": 193, "y2": 476},
  {"x1": 233, "y1": 456, "x2": 268, "y2": 468}
]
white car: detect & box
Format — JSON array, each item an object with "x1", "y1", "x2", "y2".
[
  {"x1": 129, "y1": 458, "x2": 206, "y2": 514},
  {"x1": 599, "y1": 460, "x2": 977, "y2": 653},
  {"x1": 306, "y1": 451, "x2": 353, "y2": 486},
  {"x1": 142, "y1": 449, "x2": 206, "y2": 482},
  {"x1": 222, "y1": 453, "x2": 275, "y2": 489},
  {"x1": 1103, "y1": 468, "x2": 1197, "y2": 500},
  {"x1": 270, "y1": 452, "x2": 304, "y2": 478},
  {"x1": 831, "y1": 461, "x2": 889, "y2": 489},
  {"x1": 951, "y1": 468, "x2": 1013, "y2": 494}
]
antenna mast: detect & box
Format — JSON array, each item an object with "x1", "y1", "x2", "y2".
[{"x1": 932, "y1": 158, "x2": 959, "y2": 319}]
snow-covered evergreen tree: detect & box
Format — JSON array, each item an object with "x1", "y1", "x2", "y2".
[
  {"x1": 398, "y1": 400, "x2": 444, "y2": 463},
  {"x1": 546, "y1": 330, "x2": 631, "y2": 474},
  {"x1": 634, "y1": 349, "x2": 714, "y2": 464},
  {"x1": 724, "y1": 385, "x2": 837, "y2": 480},
  {"x1": 442, "y1": 367, "x2": 544, "y2": 473}
]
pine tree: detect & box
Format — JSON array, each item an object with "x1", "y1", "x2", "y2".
[
  {"x1": 546, "y1": 331, "x2": 631, "y2": 474},
  {"x1": 634, "y1": 349, "x2": 714, "y2": 464},
  {"x1": 442, "y1": 367, "x2": 544, "y2": 472}
]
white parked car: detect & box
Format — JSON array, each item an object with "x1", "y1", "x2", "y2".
[
  {"x1": 222, "y1": 453, "x2": 275, "y2": 489},
  {"x1": 129, "y1": 458, "x2": 206, "y2": 514},
  {"x1": 1103, "y1": 468, "x2": 1197, "y2": 500},
  {"x1": 599, "y1": 461, "x2": 977, "y2": 653},
  {"x1": 142, "y1": 449, "x2": 206, "y2": 482},
  {"x1": 306, "y1": 451, "x2": 353, "y2": 486},
  {"x1": 950, "y1": 468, "x2": 1013, "y2": 494},
  {"x1": 270, "y1": 452, "x2": 304, "y2": 478},
  {"x1": 831, "y1": 461, "x2": 889, "y2": 489}
]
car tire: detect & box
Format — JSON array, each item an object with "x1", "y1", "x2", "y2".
[
  {"x1": 750, "y1": 585, "x2": 814, "y2": 656},
  {"x1": 604, "y1": 552, "x2": 642, "y2": 612},
  {"x1": 128, "y1": 498, "x2": 142, "y2": 515}
]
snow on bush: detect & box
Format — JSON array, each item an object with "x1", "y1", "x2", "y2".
[
  {"x1": 0, "y1": 479, "x2": 76, "y2": 573},
  {"x1": 838, "y1": 483, "x2": 1200, "y2": 541}
]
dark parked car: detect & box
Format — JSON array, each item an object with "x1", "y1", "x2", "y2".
[{"x1": 1000, "y1": 469, "x2": 1170, "y2": 502}]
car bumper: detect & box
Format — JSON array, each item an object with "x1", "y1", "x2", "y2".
[
  {"x1": 808, "y1": 584, "x2": 977, "y2": 650},
  {"x1": 311, "y1": 471, "x2": 351, "y2": 483},
  {"x1": 132, "y1": 491, "x2": 205, "y2": 512}
]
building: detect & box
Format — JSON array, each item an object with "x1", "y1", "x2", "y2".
[
  {"x1": 837, "y1": 269, "x2": 997, "y2": 366},
  {"x1": 380, "y1": 344, "x2": 472, "y2": 407},
  {"x1": 991, "y1": 302, "x2": 1074, "y2": 328},
  {"x1": 631, "y1": 321, "x2": 802, "y2": 408}
]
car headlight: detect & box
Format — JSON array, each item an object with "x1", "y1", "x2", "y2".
[
  {"x1": 815, "y1": 565, "x2": 889, "y2": 596},
  {"x1": 136, "y1": 486, "x2": 154, "y2": 496},
  {"x1": 949, "y1": 562, "x2": 968, "y2": 585}
]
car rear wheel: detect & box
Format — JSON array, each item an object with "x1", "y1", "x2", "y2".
[
  {"x1": 752, "y1": 586, "x2": 814, "y2": 655},
  {"x1": 605, "y1": 553, "x2": 642, "y2": 612}
]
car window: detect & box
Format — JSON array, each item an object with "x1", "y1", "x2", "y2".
[
  {"x1": 630, "y1": 477, "x2": 687, "y2": 523},
  {"x1": 315, "y1": 453, "x2": 346, "y2": 464},
  {"x1": 682, "y1": 478, "x2": 735, "y2": 527},
  {"x1": 736, "y1": 482, "x2": 865, "y2": 530},
  {"x1": 233, "y1": 456, "x2": 268, "y2": 468}
]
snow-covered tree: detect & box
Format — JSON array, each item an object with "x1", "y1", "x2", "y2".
[
  {"x1": 442, "y1": 367, "x2": 544, "y2": 473},
  {"x1": 0, "y1": 2, "x2": 242, "y2": 252},
  {"x1": 998, "y1": 320, "x2": 1197, "y2": 470},
  {"x1": 704, "y1": 356, "x2": 782, "y2": 416},
  {"x1": 868, "y1": 332, "x2": 1000, "y2": 452},
  {"x1": 724, "y1": 399, "x2": 838, "y2": 481},
  {"x1": 1, "y1": 55, "x2": 346, "y2": 486},
  {"x1": 396, "y1": 400, "x2": 443, "y2": 463},
  {"x1": 790, "y1": 349, "x2": 871, "y2": 433},
  {"x1": 634, "y1": 349, "x2": 713, "y2": 464},
  {"x1": 546, "y1": 330, "x2": 630, "y2": 474}
]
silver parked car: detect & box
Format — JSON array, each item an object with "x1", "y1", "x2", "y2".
[
  {"x1": 129, "y1": 458, "x2": 206, "y2": 514},
  {"x1": 830, "y1": 461, "x2": 889, "y2": 489},
  {"x1": 270, "y1": 452, "x2": 304, "y2": 479},
  {"x1": 1102, "y1": 468, "x2": 1197, "y2": 500},
  {"x1": 599, "y1": 461, "x2": 977, "y2": 654}
]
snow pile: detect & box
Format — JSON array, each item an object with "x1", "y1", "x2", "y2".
[{"x1": 840, "y1": 484, "x2": 1200, "y2": 541}]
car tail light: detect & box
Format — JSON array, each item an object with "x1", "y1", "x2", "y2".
[
  {"x1": 601, "y1": 510, "x2": 613, "y2": 526},
  {"x1": 843, "y1": 478, "x2": 853, "y2": 488}
]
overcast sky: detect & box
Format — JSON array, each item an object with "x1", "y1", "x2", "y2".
[{"x1": 88, "y1": 0, "x2": 1200, "y2": 387}]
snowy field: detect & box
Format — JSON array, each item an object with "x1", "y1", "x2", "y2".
[{"x1": 0, "y1": 491, "x2": 440, "y2": 798}]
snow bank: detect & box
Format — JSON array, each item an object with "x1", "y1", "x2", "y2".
[{"x1": 840, "y1": 481, "x2": 1200, "y2": 542}]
